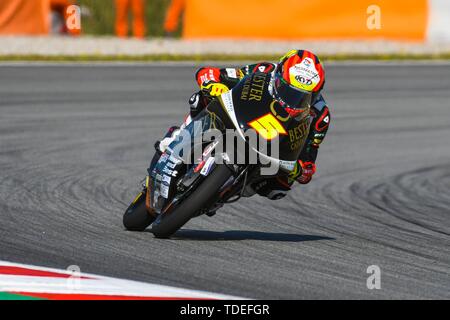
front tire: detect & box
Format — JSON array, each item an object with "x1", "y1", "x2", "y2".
[
  {"x1": 123, "y1": 191, "x2": 155, "y2": 231},
  {"x1": 151, "y1": 165, "x2": 233, "y2": 238}
]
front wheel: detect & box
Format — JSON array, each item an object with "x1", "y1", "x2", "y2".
[
  {"x1": 123, "y1": 191, "x2": 156, "y2": 231},
  {"x1": 151, "y1": 165, "x2": 233, "y2": 238}
]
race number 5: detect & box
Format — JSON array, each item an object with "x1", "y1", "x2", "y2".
[{"x1": 248, "y1": 113, "x2": 287, "y2": 140}]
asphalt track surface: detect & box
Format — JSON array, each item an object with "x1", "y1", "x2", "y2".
[{"x1": 0, "y1": 63, "x2": 449, "y2": 299}]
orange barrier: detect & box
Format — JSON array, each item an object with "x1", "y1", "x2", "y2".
[
  {"x1": 164, "y1": 0, "x2": 185, "y2": 33},
  {"x1": 183, "y1": 0, "x2": 428, "y2": 41},
  {"x1": 115, "y1": 0, "x2": 146, "y2": 38},
  {"x1": 0, "y1": 0, "x2": 50, "y2": 35}
]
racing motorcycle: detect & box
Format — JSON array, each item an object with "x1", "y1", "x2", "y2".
[{"x1": 123, "y1": 71, "x2": 311, "y2": 238}]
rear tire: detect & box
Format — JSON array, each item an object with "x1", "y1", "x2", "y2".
[
  {"x1": 151, "y1": 165, "x2": 233, "y2": 238},
  {"x1": 123, "y1": 191, "x2": 156, "y2": 231}
]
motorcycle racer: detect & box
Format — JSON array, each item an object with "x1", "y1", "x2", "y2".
[{"x1": 153, "y1": 49, "x2": 331, "y2": 201}]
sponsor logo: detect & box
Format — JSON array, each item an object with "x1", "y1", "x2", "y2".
[
  {"x1": 200, "y1": 157, "x2": 216, "y2": 176},
  {"x1": 289, "y1": 62, "x2": 320, "y2": 91},
  {"x1": 302, "y1": 57, "x2": 313, "y2": 67},
  {"x1": 226, "y1": 68, "x2": 238, "y2": 78},
  {"x1": 162, "y1": 175, "x2": 171, "y2": 184},
  {"x1": 166, "y1": 161, "x2": 177, "y2": 169},
  {"x1": 253, "y1": 63, "x2": 274, "y2": 74},
  {"x1": 288, "y1": 120, "x2": 309, "y2": 151},
  {"x1": 160, "y1": 184, "x2": 170, "y2": 198},
  {"x1": 279, "y1": 160, "x2": 296, "y2": 172},
  {"x1": 295, "y1": 75, "x2": 313, "y2": 85},
  {"x1": 240, "y1": 73, "x2": 266, "y2": 102}
]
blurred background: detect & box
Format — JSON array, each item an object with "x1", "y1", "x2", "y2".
[
  {"x1": 0, "y1": 0, "x2": 449, "y2": 58},
  {"x1": 0, "y1": 0, "x2": 181, "y2": 37},
  {"x1": 1, "y1": 0, "x2": 449, "y2": 39}
]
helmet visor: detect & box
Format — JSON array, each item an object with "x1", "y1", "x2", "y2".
[{"x1": 274, "y1": 76, "x2": 312, "y2": 111}]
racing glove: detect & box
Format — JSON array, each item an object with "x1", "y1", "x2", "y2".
[
  {"x1": 289, "y1": 160, "x2": 316, "y2": 184},
  {"x1": 189, "y1": 82, "x2": 229, "y2": 119},
  {"x1": 200, "y1": 82, "x2": 230, "y2": 97}
]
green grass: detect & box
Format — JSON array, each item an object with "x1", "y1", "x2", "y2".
[
  {"x1": 78, "y1": 0, "x2": 181, "y2": 37},
  {"x1": 1, "y1": 53, "x2": 449, "y2": 62},
  {"x1": 0, "y1": 292, "x2": 42, "y2": 300}
]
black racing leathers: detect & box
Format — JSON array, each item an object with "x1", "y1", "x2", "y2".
[
  {"x1": 191, "y1": 62, "x2": 331, "y2": 199},
  {"x1": 191, "y1": 62, "x2": 330, "y2": 199}
]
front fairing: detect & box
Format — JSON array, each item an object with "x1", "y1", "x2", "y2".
[{"x1": 149, "y1": 111, "x2": 225, "y2": 213}]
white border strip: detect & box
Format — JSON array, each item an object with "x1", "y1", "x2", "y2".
[{"x1": 0, "y1": 261, "x2": 245, "y2": 299}]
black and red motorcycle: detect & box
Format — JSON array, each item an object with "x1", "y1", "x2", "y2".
[{"x1": 123, "y1": 71, "x2": 311, "y2": 238}]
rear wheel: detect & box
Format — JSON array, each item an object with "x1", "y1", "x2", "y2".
[
  {"x1": 123, "y1": 191, "x2": 156, "y2": 231},
  {"x1": 151, "y1": 165, "x2": 233, "y2": 238}
]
